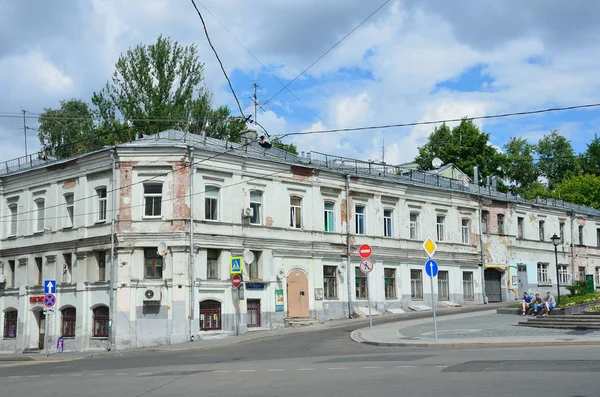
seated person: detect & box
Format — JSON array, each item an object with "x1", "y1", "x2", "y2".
[
  {"x1": 532, "y1": 293, "x2": 545, "y2": 315},
  {"x1": 542, "y1": 291, "x2": 556, "y2": 316},
  {"x1": 521, "y1": 292, "x2": 533, "y2": 315}
]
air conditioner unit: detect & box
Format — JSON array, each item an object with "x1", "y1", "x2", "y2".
[
  {"x1": 142, "y1": 287, "x2": 161, "y2": 302},
  {"x1": 242, "y1": 207, "x2": 254, "y2": 218}
]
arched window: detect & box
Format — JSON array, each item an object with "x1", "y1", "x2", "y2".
[
  {"x1": 3, "y1": 309, "x2": 17, "y2": 339},
  {"x1": 92, "y1": 306, "x2": 109, "y2": 337},
  {"x1": 61, "y1": 307, "x2": 76, "y2": 337},
  {"x1": 199, "y1": 300, "x2": 221, "y2": 331}
]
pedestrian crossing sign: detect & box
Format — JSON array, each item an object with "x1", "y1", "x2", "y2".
[{"x1": 230, "y1": 256, "x2": 243, "y2": 275}]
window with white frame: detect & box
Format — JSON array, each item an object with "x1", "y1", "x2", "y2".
[
  {"x1": 290, "y1": 196, "x2": 302, "y2": 228},
  {"x1": 517, "y1": 217, "x2": 524, "y2": 239},
  {"x1": 409, "y1": 212, "x2": 419, "y2": 239},
  {"x1": 355, "y1": 267, "x2": 367, "y2": 298},
  {"x1": 64, "y1": 193, "x2": 74, "y2": 228},
  {"x1": 481, "y1": 211, "x2": 488, "y2": 234},
  {"x1": 410, "y1": 269, "x2": 423, "y2": 299},
  {"x1": 578, "y1": 266, "x2": 586, "y2": 281},
  {"x1": 143, "y1": 183, "x2": 162, "y2": 217},
  {"x1": 324, "y1": 202, "x2": 335, "y2": 232},
  {"x1": 596, "y1": 267, "x2": 600, "y2": 287},
  {"x1": 579, "y1": 225, "x2": 584, "y2": 245},
  {"x1": 96, "y1": 187, "x2": 107, "y2": 222},
  {"x1": 249, "y1": 191, "x2": 262, "y2": 225},
  {"x1": 463, "y1": 271, "x2": 474, "y2": 300},
  {"x1": 207, "y1": 249, "x2": 220, "y2": 279},
  {"x1": 560, "y1": 222, "x2": 565, "y2": 243},
  {"x1": 384, "y1": 268, "x2": 396, "y2": 299},
  {"x1": 8, "y1": 203, "x2": 17, "y2": 236},
  {"x1": 537, "y1": 262, "x2": 549, "y2": 283},
  {"x1": 539, "y1": 220, "x2": 545, "y2": 241},
  {"x1": 355, "y1": 205, "x2": 366, "y2": 235},
  {"x1": 497, "y1": 214, "x2": 505, "y2": 234},
  {"x1": 557, "y1": 264, "x2": 568, "y2": 284},
  {"x1": 436, "y1": 215, "x2": 445, "y2": 241},
  {"x1": 383, "y1": 209, "x2": 393, "y2": 237},
  {"x1": 35, "y1": 198, "x2": 45, "y2": 232},
  {"x1": 205, "y1": 186, "x2": 219, "y2": 221},
  {"x1": 323, "y1": 265, "x2": 337, "y2": 299},
  {"x1": 461, "y1": 219, "x2": 469, "y2": 244},
  {"x1": 63, "y1": 253, "x2": 72, "y2": 283},
  {"x1": 597, "y1": 229, "x2": 600, "y2": 247}
]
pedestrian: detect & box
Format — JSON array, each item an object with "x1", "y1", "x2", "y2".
[
  {"x1": 532, "y1": 293, "x2": 544, "y2": 316},
  {"x1": 542, "y1": 291, "x2": 556, "y2": 316},
  {"x1": 521, "y1": 292, "x2": 533, "y2": 315}
]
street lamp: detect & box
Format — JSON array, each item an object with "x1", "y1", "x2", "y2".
[{"x1": 550, "y1": 233, "x2": 561, "y2": 306}]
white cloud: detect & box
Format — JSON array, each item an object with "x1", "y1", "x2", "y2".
[{"x1": 0, "y1": 51, "x2": 74, "y2": 94}]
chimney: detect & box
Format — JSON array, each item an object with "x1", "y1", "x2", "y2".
[
  {"x1": 473, "y1": 166, "x2": 479, "y2": 186},
  {"x1": 492, "y1": 176, "x2": 497, "y2": 189}
]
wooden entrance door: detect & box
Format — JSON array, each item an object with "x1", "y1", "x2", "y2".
[
  {"x1": 247, "y1": 299, "x2": 261, "y2": 327},
  {"x1": 38, "y1": 311, "x2": 46, "y2": 350},
  {"x1": 485, "y1": 268, "x2": 502, "y2": 302},
  {"x1": 287, "y1": 269, "x2": 309, "y2": 318}
]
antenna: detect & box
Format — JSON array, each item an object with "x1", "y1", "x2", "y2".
[
  {"x1": 22, "y1": 108, "x2": 28, "y2": 157},
  {"x1": 382, "y1": 138, "x2": 385, "y2": 164}
]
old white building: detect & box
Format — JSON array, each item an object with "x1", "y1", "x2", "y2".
[{"x1": 0, "y1": 129, "x2": 599, "y2": 353}]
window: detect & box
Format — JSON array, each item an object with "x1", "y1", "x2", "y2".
[
  {"x1": 64, "y1": 194, "x2": 74, "y2": 228},
  {"x1": 409, "y1": 212, "x2": 419, "y2": 239},
  {"x1": 62, "y1": 254, "x2": 72, "y2": 284},
  {"x1": 481, "y1": 211, "x2": 488, "y2": 234},
  {"x1": 61, "y1": 308, "x2": 76, "y2": 337},
  {"x1": 438, "y1": 270, "x2": 449, "y2": 300},
  {"x1": 463, "y1": 272, "x2": 474, "y2": 300},
  {"x1": 35, "y1": 198, "x2": 45, "y2": 232},
  {"x1": 517, "y1": 217, "x2": 524, "y2": 239},
  {"x1": 383, "y1": 210, "x2": 393, "y2": 237},
  {"x1": 97, "y1": 251, "x2": 106, "y2": 282},
  {"x1": 8, "y1": 260, "x2": 15, "y2": 288},
  {"x1": 579, "y1": 266, "x2": 586, "y2": 281},
  {"x1": 96, "y1": 187, "x2": 107, "y2": 222},
  {"x1": 461, "y1": 219, "x2": 469, "y2": 244},
  {"x1": 596, "y1": 267, "x2": 600, "y2": 287},
  {"x1": 560, "y1": 222, "x2": 565, "y2": 243},
  {"x1": 557, "y1": 265, "x2": 568, "y2": 284},
  {"x1": 539, "y1": 220, "x2": 545, "y2": 241},
  {"x1": 3, "y1": 310, "x2": 17, "y2": 339},
  {"x1": 249, "y1": 191, "x2": 262, "y2": 225},
  {"x1": 355, "y1": 267, "x2": 367, "y2": 298},
  {"x1": 247, "y1": 299, "x2": 261, "y2": 328},
  {"x1": 248, "y1": 251, "x2": 260, "y2": 280},
  {"x1": 537, "y1": 262, "x2": 549, "y2": 283},
  {"x1": 144, "y1": 248, "x2": 163, "y2": 279},
  {"x1": 35, "y1": 257, "x2": 43, "y2": 286},
  {"x1": 207, "y1": 249, "x2": 219, "y2": 279},
  {"x1": 323, "y1": 266, "x2": 337, "y2": 299},
  {"x1": 143, "y1": 183, "x2": 162, "y2": 217},
  {"x1": 355, "y1": 205, "x2": 365, "y2": 235},
  {"x1": 436, "y1": 215, "x2": 445, "y2": 241},
  {"x1": 324, "y1": 202, "x2": 335, "y2": 232},
  {"x1": 579, "y1": 225, "x2": 584, "y2": 245},
  {"x1": 384, "y1": 268, "x2": 396, "y2": 299},
  {"x1": 410, "y1": 269, "x2": 423, "y2": 299},
  {"x1": 199, "y1": 300, "x2": 221, "y2": 331},
  {"x1": 290, "y1": 197, "x2": 302, "y2": 228},
  {"x1": 92, "y1": 306, "x2": 109, "y2": 337},
  {"x1": 497, "y1": 214, "x2": 505, "y2": 234},
  {"x1": 597, "y1": 229, "x2": 600, "y2": 247},
  {"x1": 8, "y1": 203, "x2": 17, "y2": 236},
  {"x1": 205, "y1": 186, "x2": 219, "y2": 221}
]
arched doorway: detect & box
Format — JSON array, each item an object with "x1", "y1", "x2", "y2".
[
  {"x1": 287, "y1": 269, "x2": 309, "y2": 318},
  {"x1": 199, "y1": 300, "x2": 221, "y2": 331},
  {"x1": 485, "y1": 268, "x2": 502, "y2": 302}
]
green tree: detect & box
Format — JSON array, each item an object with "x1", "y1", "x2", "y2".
[
  {"x1": 38, "y1": 99, "x2": 96, "y2": 159},
  {"x1": 272, "y1": 137, "x2": 298, "y2": 155},
  {"x1": 554, "y1": 174, "x2": 600, "y2": 209},
  {"x1": 535, "y1": 130, "x2": 580, "y2": 190},
  {"x1": 415, "y1": 119, "x2": 505, "y2": 184},
  {"x1": 504, "y1": 137, "x2": 538, "y2": 195},
  {"x1": 581, "y1": 134, "x2": 600, "y2": 176}
]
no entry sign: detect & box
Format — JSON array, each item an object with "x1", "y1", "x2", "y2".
[
  {"x1": 231, "y1": 274, "x2": 242, "y2": 288},
  {"x1": 358, "y1": 244, "x2": 372, "y2": 259}
]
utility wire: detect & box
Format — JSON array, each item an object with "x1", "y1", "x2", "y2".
[
  {"x1": 263, "y1": 0, "x2": 391, "y2": 107},
  {"x1": 274, "y1": 103, "x2": 600, "y2": 139},
  {"x1": 190, "y1": 0, "x2": 247, "y2": 120}
]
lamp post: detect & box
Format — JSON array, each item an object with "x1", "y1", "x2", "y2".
[{"x1": 550, "y1": 233, "x2": 561, "y2": 306}]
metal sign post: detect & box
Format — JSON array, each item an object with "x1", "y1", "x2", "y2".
[
  {"x1": 43, "y1": 292, "x2": 56, "y2": 356},
  {"x1": 44, "y1": 309, "x2": 50, "y2": 357},
  {"x1": 422, "y1": 237, "x2": 439, "y2": 342},
  {"x1": 359, "y1": 259, "x2": 374, "y2": 331}
]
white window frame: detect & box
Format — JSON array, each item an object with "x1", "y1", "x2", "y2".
[
  {"x1": 64, "y1": 193, "x2": 74, "y2": 228},
  {"x1": 143, "y1": 183, "x2": 163, "y2": 218},
  {"x1": 595, "y1": 267, "x2": 600, "y2": 287},
  {"x1": 537, "y1": 262, "x2": 549, "y2": 283},
  {"x1": 461, "y1": 219, "x2": 469, "y2": 244},
  {"x1": 383, "y1": 209, "x2": 393, "y2": 238},
  {"x1": 517, "y1": 217, "x2": 524, "y2": 239},
  {"x1": 497, "y1": 214, "x2": 505, "y2": 234},
  {"x1": 355, "y1": 205, "x2": 366, "y2": 235},
  {"x1": 205, "y1": 185, "x2": 220, "y2": 221},
  {"x1": 35, "y1": 198, "x2": 45, "y2": 232},
  {"x1": 96, "y1": 187, "x2": 107, "y2": 222},
  {"x1": 324, "y1": 201, "x2": 335, "y2": 232},
  {"x1": 481, "y1": 211, "x2": 488, "y2": 234},
  {"x1": 290, "y1": 196, "x2": 302, "y2": 229},
  {"x1": 557, "y1": 264, "x2": 568, "y2": 284},
  {"x1": 249, "y1": 191, "x2": 262, "y2": 225},
  {"x1": 539, "y1": 220, "x2": 545, "y2": 241},
  {"x1": 409, "y1": 212, "x2": 419, "y2": 240},
  {"x1": 436, "y1": 215, "x2": 445, "y2": 242},
  {"x1": 8, "y1": 203, "x2": 17, "y2": 236}
]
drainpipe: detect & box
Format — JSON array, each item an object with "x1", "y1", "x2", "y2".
[
  {"x1": 108, "y1": 149, "x2": 117, "y2": 351},
  {"x1": 478, "y1": 196, "x2": 487, "y2": 304},
  {"x1": 189, "y1": 147, "x2": 196, "y2": 341},
  {"x1": 345, "y1": 174, "x2": 352, "y2": 318},
  {"x1": 569, "y1": 211, "x2": 575, "y2": 282}
]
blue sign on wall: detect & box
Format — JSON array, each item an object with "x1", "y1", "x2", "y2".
[{"x1": 425, "y1": 259, "x2": 439, "y2": 278}]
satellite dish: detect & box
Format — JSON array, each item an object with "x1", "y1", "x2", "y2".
[
  {"x1": 338, "y1": 263, "x2": 347, "y2": 273},
  {"x1": 157, "y1": 242, "x2": 168, "y2": 257},
  {"x1": 243, "y1": 250, "x2": 255, "y2": 264},
  {"x1": 277, "y1": 268, "x2": 286, "y2": 279},
  {"x1": 432, "y1": 157, "x2": 443, "y2": 169}
]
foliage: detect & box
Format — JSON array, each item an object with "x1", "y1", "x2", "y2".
[
  {"x1": 566, "y1": 280, "x2": 589, "y2": 297},
  {"x1": 272, "y1": 137, "x2": 298, "y2": 155},
  {"x1": 559, "y1": 292, "x2": 600, "y2": 307},
  {"x1": 535, "y1": 130, "x2": 580, "y2": 190},
  {"x1": 581, "y1": 134, "x2": 600, "y2": 176},
  {"x1": 589, "y1": 305, "x2": 600, "y2": 312},
  {"x1": 554, "y1": 174, "x2": 600, "y2": 209},
  {"x1": 503, "y1": 137, "x2": 538, "y2": 195}
]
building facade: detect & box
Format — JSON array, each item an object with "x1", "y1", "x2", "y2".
[{"x1": 0, "y1": 129, "x2": 599, "y2": 353}]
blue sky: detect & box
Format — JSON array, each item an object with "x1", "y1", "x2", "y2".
[{"x1": 1, "y1": 0, "x2": 599, "y2": 165}]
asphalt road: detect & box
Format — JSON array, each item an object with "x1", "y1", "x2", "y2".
[{"x1": 1, "y1": 314, "x2": 599, "y2": 397}]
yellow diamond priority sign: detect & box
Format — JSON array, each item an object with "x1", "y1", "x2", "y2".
[{"x1": 422, "y1": 235, "x2": 437, "y2": 258}]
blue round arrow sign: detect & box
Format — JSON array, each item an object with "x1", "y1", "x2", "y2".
[{"x1": 425, "y1": 259, "x2": 438, "y2": 278}]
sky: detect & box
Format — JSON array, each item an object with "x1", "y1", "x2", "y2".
[{"x1": 1, "y1": 0, "x2": 600, "y2": 166}]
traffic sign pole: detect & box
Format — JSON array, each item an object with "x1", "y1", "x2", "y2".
[
  {"x1": 429, "y1": 269, "x2": 438, "y2": 342},
  {"x1": 44, "y1": 308, "x2": 49, "y2": 357},
  {"x1": 423, "y1": 237, "x2": 439, "y2": 342}
]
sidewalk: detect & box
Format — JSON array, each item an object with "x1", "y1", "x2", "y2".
[{"x1": 351, "y1": 310, "x2": 600, "y2": 348}]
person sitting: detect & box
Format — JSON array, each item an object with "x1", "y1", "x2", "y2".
[
  {"x1": 532, "y1": 293, "x2": 545, "y2": 316},
  {"x1": 542, "y1": 291, "x2": 556, "y2": 316},
  {"x1": 521, "y1": 292, "x2": 533, "y2": 315}
]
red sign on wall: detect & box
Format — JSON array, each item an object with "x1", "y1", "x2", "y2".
[{"x1": 30, "y1": 296, "x2": 44, "y2": 303}]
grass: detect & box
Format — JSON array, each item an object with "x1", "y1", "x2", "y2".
[{"x1": 507, "y1": 292, "x2": 600, "y2": 308}]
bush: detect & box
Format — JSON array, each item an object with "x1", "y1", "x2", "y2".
[{"x1": 566, "y1": 280, "x2": 588, "y2": 297}]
